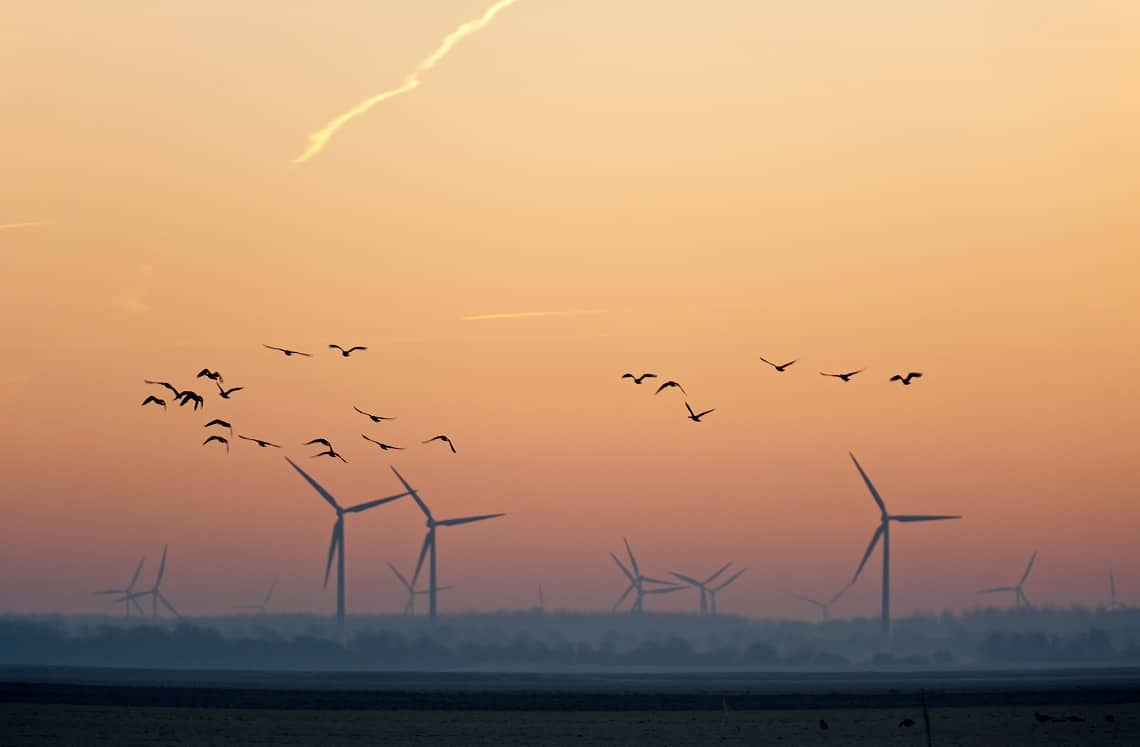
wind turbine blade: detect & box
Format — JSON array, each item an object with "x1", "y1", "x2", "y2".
[
  {"x1": 890, "y1": 514, "x2": 962, "y2": 522},
  {"x1": 849, "y1": 452, "x2": 887, "y2": 515},
  {"x1": 703, "y1": 562, "x2": 733, "y2": 586},
  {"x1": 436, "y1": 513, "x2": 505, "y2": 527},
  {"x1": 131, "y1": 596, "x2": 146, "y2": 616},
  {"x1": 979, "y1": 586, "x2": 1016, "y2": 593},
  {"x1": 623, "y1": 538, "x2": 640, "y2": 577},
  {"x1": 851, "y1": 524, "x2": 885, "y2": 583},
  {"x1": 1020, "y1": 589, "x2": 1033, "y2": 608},
  {"x1": 670, "y1": 572, "x2": 703, "y2": 587},
  {"x1": 610, "y1": 553, "x2": 635, "y2": 582},
  {"x1": 827, "y1": 584, "x2": 852, "y2": 605},
  {"x1": 412, "y1": 532, "x2": 432, "y2": 587},
  {"x1": 435, "y1": 586, "x2": 454, "y2": 592},
  {"x1": 1019, "y1": 550, "x2": 1038, "y2": 585},
  {"x1": 285, "y1": 456, "x2": 341, "y2": 511},
  {"x1": 156, "y1": 545, "x2": 169, "y2": 587},
  {"x1": 128, "y1": 557, "x2": 146, "y2": 590},
  {"x1": 613, "y1": 582, "x2": 635, "y2": 611},
  {"x1": 792, "y1": 593, "x2": 825, "y2": 608},
  {"x1": 641, "y1": 576, "x2": 680, "y2": 586},
  {"x1": 645, "y1": 585, "x2": 684, "y2": 595},
  {"x1": 323, "y1": 520, "x2": 341, "y2": 587},
  {"x1": 390, "y1": 466, "x2": 432, "y2": 520},
  {"x1": 94, "y1": 589, "x2": 126, "y2": 595},
  {"x1": 713, "y1": 568, "x2": 745, "y2": 591},
  {"x1": 388, "y1": 562, "x2": 413, "y2": 591},
  {"x1": 158, "y1": 592, "x2": 180, "y2": 618},
  {"x1": 344, "y1": 492, "x2": 410, "y2": 513},
  {"x1": 263, "y1": 578, "x2": 277, "y2": 606}
]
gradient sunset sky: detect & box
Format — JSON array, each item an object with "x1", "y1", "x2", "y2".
[{"x1": 1, "y1": 1, "x2": 1138, "y2": 619}]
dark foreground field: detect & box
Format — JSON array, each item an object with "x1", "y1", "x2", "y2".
[{"x1": 2, "y1": 668, "x2": 1138, "y2": 745}]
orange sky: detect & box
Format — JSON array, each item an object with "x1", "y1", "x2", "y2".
[{"x1": 1, "y1": 1, "x2": 1138, "y2": 619}]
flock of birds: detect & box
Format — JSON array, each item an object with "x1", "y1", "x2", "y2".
[
  {"x1": 140, "y1": 344, "x2": 458, "y2": 460},
  {"x1": 620, "y1": 357, "x2": 924, "y2": 423}
]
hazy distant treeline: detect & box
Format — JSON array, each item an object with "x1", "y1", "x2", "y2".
[{"x1": 2, "y1": 607, "x2": 1138, "y2": 670}]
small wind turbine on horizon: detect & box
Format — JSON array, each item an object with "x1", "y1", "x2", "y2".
[
  {"x1": 94, "y1": 556, "x2": 146, "y2": 617},
  {"x1": 848, "y1": 452, "x2": 961, "y2": 645},
  {"x1": 237, "y1": 577, "x2": 278, "y2": 614},
  {"x1": 1109, "y1": 571, "x2": 1125, "y2": 611},
  {"x1": 979, "y1": 551, "x2": 1038, "y2": 610},
  {"x1": 387, "y1": 562, "x2": 452, "y2": 615},
  {"x1": 670, "y1": 562, "x2": 733, "y2": 616},
  {"x1": 389, "y1": 466, "x2": 505, "y2": 621},
  {"x1": 285, "y1": 457, "x2": 412, "y2": 633},
  {"x1": 792, "y1": 585, "x2": 849, "y2": 621},
  {"x1": 611, "y1": 539, "x2": 683, "y2": 613},
  {"x1": 116, "y1": 545, "x2": 180, "y2": 618},
  {"x1": 706, "y1": 568, "x2": 745, "y2": 616}
]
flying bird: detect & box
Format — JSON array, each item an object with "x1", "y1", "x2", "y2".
[
  {"x1": 353, "y1": 406, "x2": 396, "y2": 422},
  {"x1": 177, "y1": 391, "x2": 205, "y2": 411},
  {"x1": 215, "y1": 381, "x2": 244, "y2": 399},
  {"x1": 141, "y1": 395, "x2": 166, "y2": 409},
  {"x1": 312, "y1": 448, "x2": 347, "y2": 463},
  {"x1": 621, "y1": 372, "x2": 657, "y2": 384},
  {"x1": 196, "y1": 368, "x2": 224, "y2": 383},
  {"x1": 362, "y1": 434, "x2": 404, "y2": 451},
  {"x1": 760, "y1": 357, "x2": 797, "y2": 372},
  {"x1": 684, "y1": 402, "x2": 715, "y2": 423},
  {"x1": 204, "y1": 418, "x2": 232, "y2": 434},
  {"x1": 890, "y1": 372, "x2": 923, "y2": 386},
  {"x1": 654, "y1": 380, "x2": 686, "y2": 395},
  {"x1": 820, "y1": 369, "x2": 864, "y2": 382},
  {"x1": 423, "y1": 435, "x2": 456, "y2": 453},
  {"x1": 898, "y1": 718, "x2": 916, "y2": 728},
  {"x1": 238, "y1": 435, "x2": 281, "y2": 448},
  {"x1": 303, "y1": 438, "x2": 333, "y2": 449},
  {"x1": 263, "y1": 344, "x2": 311, "y2": 357},
  {"x1": 144, "y1": 380, "x2": 183, "y2": 399},
  {"x1": 202, "y1": 435, "x2": 230, "y2": 453},
  {"x1": 329, "y1": 344, "x2": 367, "y2": 357}
]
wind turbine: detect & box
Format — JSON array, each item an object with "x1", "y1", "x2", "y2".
[
  {"x1": 389, "y1": 466, "x2": 505, "y2": 621},
  {"x1": 286, "y1": 457, "x2": 412, "y2": 632},
  {"x1": 979, "y1": 551, "x2": 1038, "y2": 610},
  {"x1": 237, "y1": 577, "x2": 278, "y2": 614},
  {"x1": 611, "y1": 538, "x2": 683, "y2": 613},
  {"x1": 1109, "y1": 571, "x2": 1123, "y2": 611},
  {"x1": 117, "y1": 545, "x2": 180, "y2": 618},
  {"x1": 670, "y1": 562, "x2": 733, "y2": 615},
  {"x1": 387, "y1": 562, "x2": 451, "y2": 615},
  {"x1": 792, "y1": 585, "x2": 849, "y2": 621},
  {"x1": 93, "y1": 556, "x2": 146, "y2": 616},
  {"x1": 537, "y1": 584, "x2": 545, "y2": 613},
  {"x1": 848, "y1": 452, "x2": 961, "y2": 644},
  {"x1": 706, "y1": 568, "x2": 745, "y2": 616}
]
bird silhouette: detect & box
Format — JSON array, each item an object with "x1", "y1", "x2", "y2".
[
  {"x1": 215, "y1": 381, "x2": 244, "y2": 399},
  {"x1": 818, "y1": 719, "x2": 829, "y2": 730},
  {"x1": 177, "y1": 391, "x2": 205, "y2": 411},
  {"x1": 820, "y1": 369, "x2": 864, "y2": 382},
  {"x1": 312, "y1": 448, "x2": 347, "y2": 463},
  {"x1": 423, "y1": 435, "x2": 456, "y2": 453},
  {"x1": 202, "y1": 435, "x2": 230, "y2": 453},
  {"x1": 684, "y1": 402, "x2": 715, "y2": 422},
  {"x1": 621, "y1": 372, "x2": 657, "y2": 384},
  {"x1": 141, "y1": 395, "x2": 166, "y2": 409},
  {"x1": 263, "y1": 344, "x2": 311, "y2": 357},
  {"x1": 303, "y1": 438, "x2": 333, "y2": 449},
  {"x1": 760, "y1": 357, "x2": 797, "y2": 372},
  {"x1": 144, "y1": 380, "x2": 183, "y2": 399},
  {"x1": 353, "y1": 406, "x2": 395, "y2": 422},
  {"x1": 655, "y1": 380, "x2": 687, "y2": 395},
  {"x1": 238, "y1": 435, "x2": 280, "y2": 448},
  {"x1": 890, "y1": 372, "x2": 923, "y2": 385},
  {"x1": 362, "y1": 434, "x2": 404, "y2": 451},
  {"x1": 329, "y1": 344, "x2": 367, "y2": 357},
  {"x1": 196, "y1": 368, "x2": 224, "y2": 383},
  {"x1": 204, "y1": 418, "x2": 232, "y2": 434},
  {"x1": 898, "y1": 718, "x2": 916, "y2": 728}
]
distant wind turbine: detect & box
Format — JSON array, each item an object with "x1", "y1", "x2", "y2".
[
  {"x1": 706, "y1": 569, "x2": 745, "y2": 616},
  {"x1": 285, "y1": 457, "x2": 411, "y2": 632},
  {"x1": 670, "y1": 562, "x2": 732, "y2": 615},
  {"x1": 93, "y1": 556, "x2": 147, "y2": 616},
  {"x1": 792, "y1": 585, "x2": 849, "y2": 621},
  {"x1": 117, "y1": 545, "x2": 180, "y2": 618},
  {"x1": 389, "y1": 466, "x2": 505, "y2": 621},
  {"x1": 848, "y1": 452, "x2": 961, "y2": 644},
  {"x1": 611, "y1": 539, "x2": 683, "y2": 613},
  {"x1": 979, "y1": 551, "x2": 1038, "y2": 610},
  {"x1": 238, "y1": 577, "x2": 278, "y2": 614},
  {"x1": 387, "y1": 562, "x2": 452, "y2": 615}
]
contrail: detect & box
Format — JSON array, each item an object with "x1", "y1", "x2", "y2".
[
  {"x1": 0, "y1": 221, "x2": 50, "y2": 230},
  {"x1": 292, "y1": 0, "x2": 523, "y2": 165},
  {"x1": 463, "y1": 309, "x2": 609, "y2": 322}
]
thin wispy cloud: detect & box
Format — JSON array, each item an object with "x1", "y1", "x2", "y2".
[
  {"x1": 0, "y1": 221, "x2": 50, "y2": 231},
  {"x1": 292, "y1": 0, "x2": 523, "y2": 164},
  {"x1": 462, "y1": 309, "x2": 609, "y2": 322}
]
